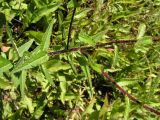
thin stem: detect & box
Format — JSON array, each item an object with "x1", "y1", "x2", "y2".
[
  {"x1": 66, "y1": 8, "x2": 76, "y2": 50},
  {"x1": 49, "y1": 37, "x2": 160, "y2": 57},
  {"x1": 101, "y1": 71, "x2": 160, "y2": 116}
]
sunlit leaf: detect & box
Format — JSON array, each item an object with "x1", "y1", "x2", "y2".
[
  {"x1": 112, "y1": 44, "x2": 119, "y2": 68},
  {"x1": 21, "y1": 96, "x2": 34, "y2": 114},
  {"x1": 117, "y1": 80, "x2": 138, "y2": 86},
  {"x1": 43, "y1": 59, "x2": 70, "y2": 73},
  {"x1": 99, "y1": 94, "x2": 109, "y2": 119},
  {"x1": 31, "y1": 3, "x2": 60, "y2": 23},
  {"x1": 25, "y1": 31, "x2": 44, "y2": 44},
  {"x1": 0, "y1": 77, "x2": 12, "y2": 90},
  {"x1": 59, "y1": 75, "x2": 66, "y2": 103},
  {"x1": 18, "y1": 39, "x2": 34, "y2": 57},
  {"x1": 82, "y1": 98, "x2": 96, "y2": 116},
  {"x1": 20, "y1": 70, "x2": 27, "y2": 100},
  {"x1": 0, "y1": 56, "x2": 13, "y2": 73},
  {"x1": 124, "y1": 96, "x2": 130, "y2": 120},
  {"x1": 137, "y1": 23, "x2": 146, "y2": 39},
  {"x1": 78, "y1": 32, "x2": 95, "y2": 45},
  {"x1": 135, "y1": 36, "x2": 153, "y2": 53},
  {"x1": 40, "y1": 19, "x2": 55, "y2": 51},
  {"x1": 12, "y1": 51, "x2": 49, "y2": 73},
  {"x1": 74, "y1": 8, "x2": 91, "y2": 19},
  {"x1": 34, "y1": 99, "x2": 47, "y2": 119}
]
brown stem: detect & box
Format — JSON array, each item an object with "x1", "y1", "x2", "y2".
[
  {"x1": 49, "y1": 37, "x2": 160, "y2": 57},
  {"x1": 101, "y1": 71, "x2": 160, "y2": 116}
]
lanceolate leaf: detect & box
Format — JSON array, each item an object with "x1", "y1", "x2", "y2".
[
  {"x1": 124, "y1": 96, "x2": 130, "y2": 120},
  {"x1": 18, "y1": 39, "x2": 34, "y2": 57},
  {"x1": 112, "y1": 44, "x2": 119, "y2": 68},
  {"x1": 20, "y1": 70, "x2": 27, "y2": 100},
  {"x1": 40, "y1": 19, "x2": 55, "y2": 51},
  {"x1": 31, "y1": 3, "x2": 60, "y2": 23},
  {"x1": 137, "y1": 23, "x2": 146, "y2": 39},
  {"x1": 0, "y1": 56, "x2": 13, "y2": 73},
  {"x1": 12, "y1": 51, "x2": 49, "y2": 73},
  {"x1": 74, "y1": 8, "x2": 91, "y2": 19}
]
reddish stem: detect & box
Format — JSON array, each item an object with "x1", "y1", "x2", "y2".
[{"x1": 101, "y1": 70, "x2": 160, "y2": 116}]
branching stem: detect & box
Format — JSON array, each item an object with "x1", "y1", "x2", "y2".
[{"x1": 49, "y1": 37, "x2": 160, "y2": 57}]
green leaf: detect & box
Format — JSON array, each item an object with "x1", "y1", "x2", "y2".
[
  {"x1": 31, "y1": 46, "x2": 41, "y2": 55},
  {"x1": 33, "y1": 0, "x2": 45, "y2": 8},
  {"x1": 31, "y1": 3, "x2": 60, "y2": 23},
  {"x1": 10, "y1": 1, "x2": 27, "y2": 10},
  {"x1": 92, "y1": 31, "x2": 107, "y2": 43},
  {"x1": 40, "y1": 19, "x2": 55, "y2": 51},
  {"x1": 43, "y1": 60, "x2": 71, "y2": 73},
  {"x1": 0, "y1": 56, "x2": 13, "y2": 73},
  {"x1": 124, "y1": 96, "x2": 130, "y2": 120},
  {"x1": 82, "y1": 98, "x2": 96, "y2": 116},
  {"x1": 4, "y1": 9, "x2": 16, "y2": 23},
  {"x1": 12, "y1": 51, "x2": 49, "y2": 73},
  {"x1": 25, "y1": 31, "x2": 44, "y2": 44},
  {"x1": 117, "y1": 0, "x2": 136, "y2": 4},
  {"x1": 99, "y1": 95, "x2": 109, "y2": 119},
  {"x1": 78, "y1": 32, "x2": 95, "y2": 45},
  {"x1": 68, "y1": 0, "x2": 80, "y2": 8},
  {"x1": 34, "y1": 99, "x2": 47, "y2": 119},
  {"x1": 112, "y1": 44, "x2": 119, "y2": 68},
  {"x1": 88, "y1": 56, "x2": 103, "y2": 73},
  {"x1": 41, "y1": 65, "x2": 54, "y2": 85},
  {"x1": 135, "y1": 36, "x2": 153, "y2": 53},
  {"x1": 137, "y1": 23, "x2": 146, "y2": 39},
  {"x1": 31, "y1": 19, "x2": 55, "y2": 54},
  {"x1": 77, "y1": 56, "x2": 93, "y2": 98},
  {"x1": 112, "y1": 10, "x2": 140, "y2": 22},
  {"x1": 21, "y1": 96, "x2": 34, "y2": 114},
  {"x1": 59, "y1": 75, "x2": 66, "y2": 103},
  {"x1": 0, "y1": 77, "x2": 12, "y2": 90},
  {"x1": 20, "y1": 70, "x2": 27, "y2": 100},
  {"x1": 117, "y1": 80, "x2": 138, "y2": 86},
  {"x1": 18, "y1": 39, "x2": 34, "y2": 57},
  {"x1": 74, "y1": 8, "x2": 91, "y2": 19},
  {"x1": 64, "y1": 93, "x2": 78, "y2": 101},
  {"x1": 96, "y1": 0, "x2": 104, "y2": 11},
  {"x1": 11, "y1": 73, "x2": 20, "y2": 88}
]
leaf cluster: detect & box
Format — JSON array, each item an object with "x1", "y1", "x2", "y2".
[{"x1": 0, "y1": 0, "x2": 160, "y2": 119}]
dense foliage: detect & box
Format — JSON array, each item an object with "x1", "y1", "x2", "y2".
[{"x1": 0, "y1": 0, "x2": 160, "y2": 119}]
